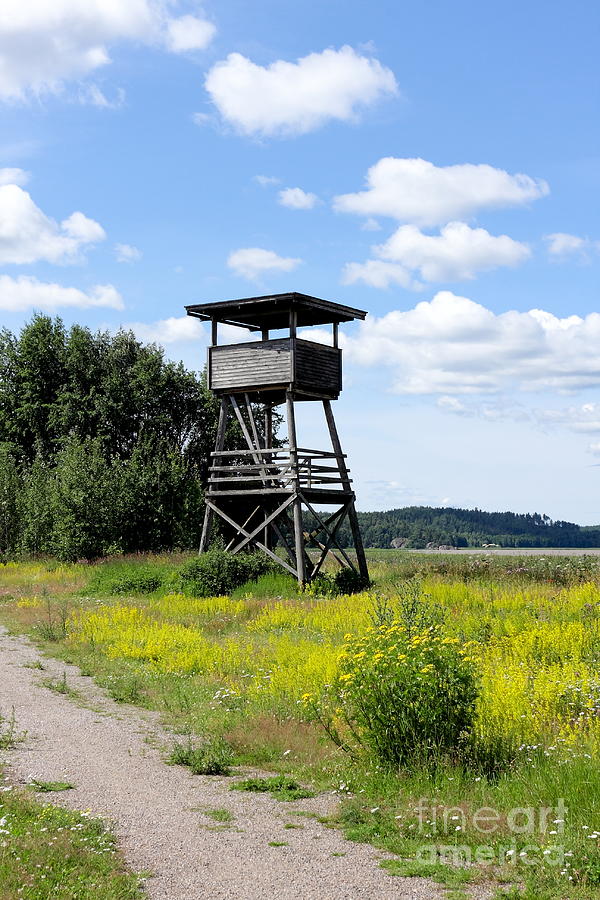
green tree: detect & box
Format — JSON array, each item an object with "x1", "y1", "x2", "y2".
[
  {"x1": 0, "y1": 316, "x2": 66, "y2": 459},
  {"x1": 18, "y1": 453, "x2": 56, "y2": 556},
  {"x1": 0, "y1": 315, "x2": 222, "y2": 559},
  {"x1": 0, "y1": 444, "x2": 21, "y2": 556},
  {"x1": 49, "y1": 438, "x2": 120, "y2": 561}
]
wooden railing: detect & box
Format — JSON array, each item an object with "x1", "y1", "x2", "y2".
[{"x1": 207, "y1": 446, "x2": 350, "y2": 493}]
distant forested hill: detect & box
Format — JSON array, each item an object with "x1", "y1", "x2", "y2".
[{"x1": 334, "y1": 506, "x2": 600, "y2": 549}]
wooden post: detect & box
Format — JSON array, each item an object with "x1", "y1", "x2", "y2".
[
  {"x1": 264, "y1": 404, "x2": 273, "y2": 551},
  {"x1": 264, "y1": 405, "x2": 273, "y2": 448},
  {"x1": 244, "y1": 393, "x2": 263, "y2": 454},
  {"x1": 332, "y1": 321, "x2": 339, "y2": 348},
  {"x1": 199, "y1": 396, "x2": 229, "y2": 553},
  {"x1": 230, "y1": 395, "x2": 259, "y2": 459},
  {"x1": 322, "y1": 399, "x2": 369, "y2": 582},
  {"x1": 244, "y1": 392, "x2": 265, "y2": 553},
  {"x1": 211, "y1": 318, "x2": 218, "y2": 346},
  {"x1": 286, "y1": 391, "x2": 306, "y2": 585},
  {"x1": 289, "y1": 308, "x2": 297, "y2": 392}
]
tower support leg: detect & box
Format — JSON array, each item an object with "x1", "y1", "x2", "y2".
[
  {"x1": 263, "y1": 404, "x2": 273, "y2": 551},
  {"x1": 199, "y1": 397, "x2": 229, "y2": 553},
  {"x1": 322, "y1": 400, "x2": 369, "y2": 583},
  {"x1": 286, "y1": 392, "x2": 306, "y2": 586}
]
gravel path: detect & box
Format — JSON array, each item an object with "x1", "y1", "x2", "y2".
[{"x1": 0, "y1": 627, "x2": 453, "y2": 900}]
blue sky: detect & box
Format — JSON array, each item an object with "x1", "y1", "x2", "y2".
[{"x1": 1, "y1": 0, "x2": 599, "y2": 521}]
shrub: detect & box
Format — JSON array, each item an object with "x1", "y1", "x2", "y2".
[
  {"x1": 168, "y1": 736, "x2": 234, "y2": 775},
  {"x1": 86, "y1": 560, "x2": 175, "y2": 596},
  {"x1": 230, "y1": 775, "x2": 313, "y2": 801},
  {"x1": 314, "y1": 622, "x2": 479, "y2": 769},
  {"x1": 305, "y1": 573, "x2": 337, "y2": 596},
  {"x1": 333, "y1": 567, "x2": 370, "y2": 594},
  {"x1": 372, "y1": 578, "x2": 445, "y2": 635},
  {"x1": 308, "y1": 568, "x2": 370, "y2": 597},
  {"x1": 178, "y1": 549, "x2": 274, "y2": 597}
]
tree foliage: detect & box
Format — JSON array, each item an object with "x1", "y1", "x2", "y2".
[
  {"x1": 335, "y1": 506, "x2": 600, "y2": 549},
  {"x1": 0, "y1": 315, "x2": 220, "y2": 560}
]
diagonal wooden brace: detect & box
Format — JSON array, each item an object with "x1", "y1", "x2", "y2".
[
  {"x1": 204, "y1": 498, "x2": 299, "y2": 578},
  {"x1": 229, "y1": 495, "x2": 296, "y2": 555},
  {"x1": 306, "y1": 505, "x2": 349, "y2": 576},
  {"x1": 300, "y1": 494, "x2": 356, "y2": 572}
]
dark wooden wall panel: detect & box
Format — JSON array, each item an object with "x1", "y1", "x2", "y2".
[
  {"x1": 209, "y1": 337, "x2": 341, "y2": 397},
  {"x1": 295, "y1": 340, "x2": 341, "y2": 394},
  {"x1": 210, "y1": 339, "x2": 292, "y2": 390}
]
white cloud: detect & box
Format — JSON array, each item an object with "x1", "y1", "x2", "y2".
[
  {"x1": 165, "y1": 15, "x2": 216, "y2": 53},
  {"x1": 0, "y1": 183, "x2": 106, "y2": 264},
  {"x1": 254, "y1": 175, "x2": 281, "y2": 187},
  {"x1": 437, "y1": 396, "x2": 600, "y2": 441},
  {"x1": 339, "y1": 290, "x2": 600, "y2": 395},
  {"x1": 361, "y1": 217, "x2": 381, "y2": 231},
  {"x1": 205, "y1": 45, "x2": 398, "y2": 137},
  {"x1": 115, "y1": 242, "x2": 142, "y2": 263},
  {"x1": 191, "y1": 111, "x2": 211, "y2": 126},
  {"x1": 536, "y1": 404, "x2": 600, "y2": 434},
  {"x1": 0, "y1": 167, "x2": 29, "y2": 186},
  {"x1": 342, "y1": 259, "x2": 421, "y2": 290},
  {"x1": 545, "y1": 232, "x2": 586, "y2": 257},
  {"x1": 0, "y1": 275, "x2": 122, "y2": 311},
  {"x1": 334, "y1": 157, "x2": 549, "y2": 226},
  {"x1": 437, "y1": 395, "x2": 469, "y2": 415},
  {"x1": 0, "y1": 1, "x2": 215, "y2": 101},
  {"x1": 278, "y1": 187, "x2": 319, "y2": 210},
  {"x1": 382, "y1": 222, "x2": 530, "y2": 281},
  {"x1": 545, "y1": 232, "x2": 599, "y2": 260},
  {"x1": 436, "y1": 394, "x2": 531, "y2": 423},
  {"x1": 227, "y1": 247, "x2": 302, "y2": 281},
  {"x1": 361, "y1": 479, "x2": 433, "y2": 510},
  {"x1": 127, "y1": 315, "x2": 251, "y2": 346},
  {"x1": 62, "y1": 210, "x2": 106, "y2": 243},
  {"x1": 588, "y1": 441, "x2": 600, "y2": 456},
  {"x1": 78, "y1": 83, "x2": 125, "y2": 109},
  {"x1": 346, "y1": 221, "x2": 530, "y2": 287},
  {"x1": 129, "y1": 316, "x2": 205, "y2": 344}
]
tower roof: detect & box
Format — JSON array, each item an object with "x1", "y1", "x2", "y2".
[{"x1": 185, "y1": 291, "x2": 367, "y2": 331}]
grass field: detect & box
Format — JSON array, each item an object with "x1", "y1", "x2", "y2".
[
  {"x1": 1, "y1": 551, "x2": 599, "y2": 900},
  {"x1": 0, "y1": 659, "x2": 143, "y2": 900},
  {"x1": 0, "y1": 761, "x2": 142, "y2": 900}
]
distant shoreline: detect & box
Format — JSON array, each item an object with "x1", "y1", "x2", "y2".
[{"x1": 402, "y1": 547, "x2": 600, "y2": 556}]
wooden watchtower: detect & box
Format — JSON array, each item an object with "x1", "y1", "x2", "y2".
[{"x1": 185, "y1": 292, "x2": 369, "y2": 585}]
